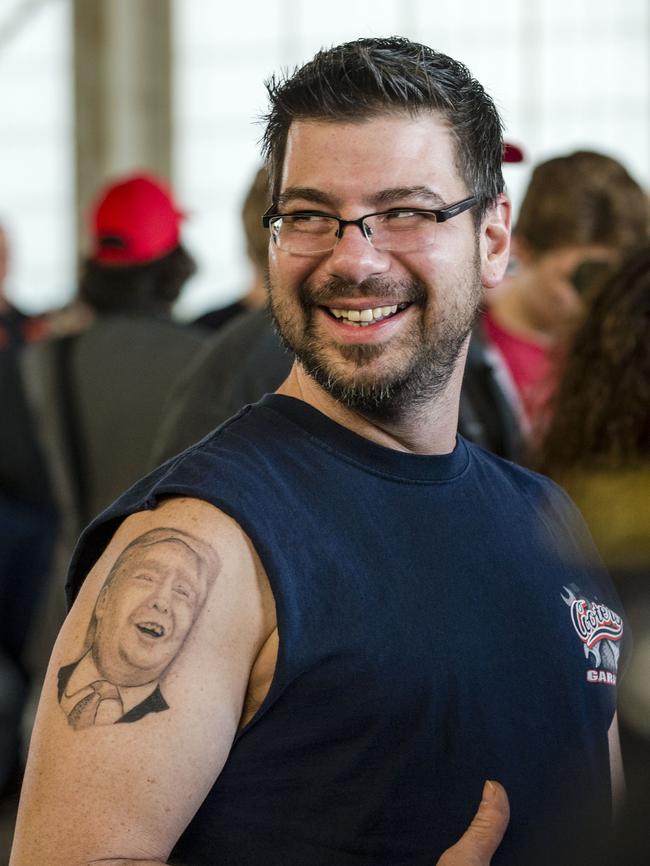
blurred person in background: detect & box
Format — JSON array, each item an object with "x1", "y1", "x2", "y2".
[
  {"x1": 0, "y1": 222, "x2": 57, "y2": 813},
  {"x1": 481, "y1": 150, "x2": 649, "y2": 446},
  {"x1": 18, "y1": 172, "x2": 207, "y2": 759},
  {"x1": 538, "y1": 247, "x2": 650, "y2": 859},
  {"x1": 193, "y1": 165, "x2": 270, "y2": 331},
  {"x1": 0, "y1": 224, "x2": 49, "y2": 349},
  {"x1": 22, "y1": 171, "x2": 206, "y2": 530}
]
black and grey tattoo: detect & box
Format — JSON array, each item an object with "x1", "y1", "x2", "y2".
[{"x1": 58, "y1": 527, "x2": 219, "y2": 730}]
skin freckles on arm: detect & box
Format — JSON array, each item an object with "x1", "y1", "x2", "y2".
[{"x1": 9, "y1": 498, "x2": 277, "y2": 866}]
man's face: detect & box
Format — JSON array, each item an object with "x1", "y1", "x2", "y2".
[
  {"x1": 267, "y1": 112, "x2": 503, "y2": 419},
  {"x1": 93, "y1": 540, "x2": 206, "y2": 687}
]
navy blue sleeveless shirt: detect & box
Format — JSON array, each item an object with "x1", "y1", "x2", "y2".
[{"x1": 67, "y1": 395, "x2": 627, "y2": 866}]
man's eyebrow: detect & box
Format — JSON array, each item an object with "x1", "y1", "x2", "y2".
[
  {"x1": 372, "y1": 187, "x2": 446, "y2": 208},
  {"x1": 275, "y1": 186, "x2": 447, "y2": 211},
  {"x1": 276, "y1": 187, "x2": 336, "y2": 209}
]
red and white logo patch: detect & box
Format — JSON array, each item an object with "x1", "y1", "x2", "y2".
[{"x1": 562, "y1": 586, "x2": 623, "y2": 685}]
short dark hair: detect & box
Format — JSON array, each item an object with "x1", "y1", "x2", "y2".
[
  {"x1": 79, "y1": 244, "x2": 197, "y2": 314},
  {"x1": 261, "y1": 36, "x2": 505, "y2": 221},
  {"x1": 515, "y1": 151, "x2": 650, "y2": 254}
]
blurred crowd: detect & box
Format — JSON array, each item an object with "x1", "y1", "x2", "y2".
[{"x1": 1, "y1": 146, "x2": 649, "y2": 861}]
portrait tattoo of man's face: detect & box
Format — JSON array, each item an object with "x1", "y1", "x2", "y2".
[{"x1": 58, "y1": 527, "x2": 219, "y2": 730}]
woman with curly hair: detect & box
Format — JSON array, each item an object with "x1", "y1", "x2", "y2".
[
  {"x1": 539, "y1": 244, "x2": 650, "y2": 864},
  {"x1": 539, "y1": 244, "x2": 649, "y2": 574}
]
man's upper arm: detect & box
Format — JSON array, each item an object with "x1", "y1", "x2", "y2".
[{"x1": 10, "y1": 497, "x2": 275, "y2": 866}]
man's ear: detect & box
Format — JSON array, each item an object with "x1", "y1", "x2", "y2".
[{"x1": 480, "y1": 194, "x2": 511, "y2": 290}]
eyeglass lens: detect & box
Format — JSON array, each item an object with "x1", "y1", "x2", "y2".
[{"x1": 273, "y1": 211, "x2": 439, "y2": 254}]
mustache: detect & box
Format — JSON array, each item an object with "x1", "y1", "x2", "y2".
[{"x1": 298, "y1": 276, "x2": 428, "y2": 308}]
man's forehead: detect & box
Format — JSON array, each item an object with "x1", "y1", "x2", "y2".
[
  {"x1": 280, "y1": 113, "x2": 462, "y2": 204},
  {"x1": 283, "y1": 112, "x2": 453, "y2": 155}
]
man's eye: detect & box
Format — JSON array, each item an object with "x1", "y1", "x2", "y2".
[
  {"x1": 173, "y1": 584, "x2": 192, "y2": 599},
  {"x1": 284, "y1": 215, "x2": 334, "y2": 234},
  {"x1": 288, "y1": 214, "x2": 330, "y2": 223},
  {"x1": 385, "y1": 210, "x2": 417, "y2": 219},
  {"x1": 382, "y1": 210, "x2": 426, "y2": 223},
  {"x1": 134, "y1": 573, "x2": 154, "y2": 583},
  {"x1": 380, "y1": 211, "x2": 433, "y2": 230}
]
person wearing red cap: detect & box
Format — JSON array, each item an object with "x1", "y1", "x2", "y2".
[
  {"x1": 16, "y1": 171, "x2": 207, "y2": 733},
  {"x1": 80, "y1": 171, "x2": 195, "y2": 311},
  {"x1": 91, "y1": 172, "x2": 186, "y2": 267},
  {"x1": 24, "y1": 170, "x2": 205, "y2": 521}
]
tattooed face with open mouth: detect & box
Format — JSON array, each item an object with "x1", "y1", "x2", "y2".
[{"x1": 92, "y1": 537, "x2": 208, "y2": 687}]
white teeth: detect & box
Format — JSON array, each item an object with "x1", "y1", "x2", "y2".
[{"x1": 329, "y1": 304, "x2": 401, "y2": 324}]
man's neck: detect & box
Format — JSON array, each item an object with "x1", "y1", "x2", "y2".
[{"x1": 275, "y1": 352, "x2": 467, "y2": 456}]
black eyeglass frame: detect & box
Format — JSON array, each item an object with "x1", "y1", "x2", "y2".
[{"x1": 261, "y1": 195, "x2": 478, "y2": 241}]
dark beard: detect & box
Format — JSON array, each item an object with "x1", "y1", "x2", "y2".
[{"x1": 269, "y1": 274, "x2": 480, "y2": 422}]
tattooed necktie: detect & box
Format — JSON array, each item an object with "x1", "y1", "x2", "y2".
[{"x1": 67, "y1": 680, "x2": 124, "y2": 729}]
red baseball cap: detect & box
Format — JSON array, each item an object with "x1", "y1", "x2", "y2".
[{"x1": 91, "y1": 172, "x2": 186, "y2": 265}]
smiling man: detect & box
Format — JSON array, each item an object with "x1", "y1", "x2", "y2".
[{"x1": 11, "y1": 37, "x2": 625, "y2": 866}]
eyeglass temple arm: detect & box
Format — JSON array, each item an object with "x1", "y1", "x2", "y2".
[
  {"x1": 435, "y1": 196, "x2": 478, "y2": 223},
  {"x1": 262, "y1": 205, "x2": 276, "y2": 228}
]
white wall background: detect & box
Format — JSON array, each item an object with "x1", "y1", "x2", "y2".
[
  {"x1": 0, "y1": 0, "x2": 74, "y2": 314},
  {"x1": 0, "y1": 0, "x2": 648, "y2": 316}
]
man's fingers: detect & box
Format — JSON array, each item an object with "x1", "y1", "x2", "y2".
[{"x1": 436, "y1": 781, "x2": 510, "y2": 866}]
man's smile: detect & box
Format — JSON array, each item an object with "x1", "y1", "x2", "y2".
[
  {"x1": 313, "y1": 299, "x2": 416, "y2": 345},
  {"x1": 136, "y1": 621, "x2": 166, "y2": 639},
  {"x1": 325, "y1": 302, "x2": 410, "y2": 326}
]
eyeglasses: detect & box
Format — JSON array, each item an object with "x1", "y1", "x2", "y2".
[{"x1": 262, "y1": 196, "x2": 477, "y2": 256}]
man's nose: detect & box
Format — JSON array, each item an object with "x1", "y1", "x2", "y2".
[
  {"x1": 324, "y1": 222, "x2": 391, "y2": 284},
  {"x1": 150, "y1": 593, "x2": 170, "y2": 614}
]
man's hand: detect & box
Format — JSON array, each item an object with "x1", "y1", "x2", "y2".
[{"x1": 437, "y1": 781, "x2": 510, "y2": 866}]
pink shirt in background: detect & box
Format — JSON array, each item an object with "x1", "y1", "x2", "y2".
[{"x1": 482, "y1": 310, "x2": 559, "y2": 436}]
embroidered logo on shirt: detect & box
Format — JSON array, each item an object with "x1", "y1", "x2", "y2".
[{"x1": 561, "y1": 586, "x2": 623, "y2": 685}]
